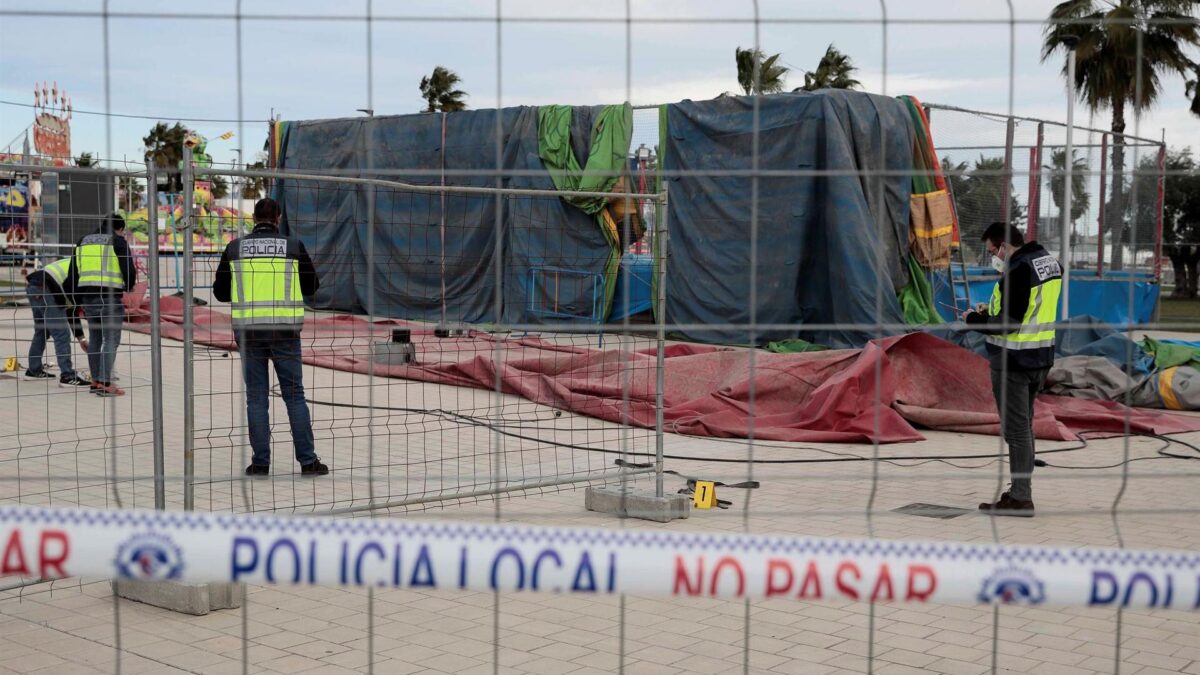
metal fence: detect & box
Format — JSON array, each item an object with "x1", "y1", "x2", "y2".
[
  {"x1": 925, "y1": 104, "x2": 1167, "y2": 276},
  {"x1": 2, "y1": 4, "x2": 1200, "y2": 675}
]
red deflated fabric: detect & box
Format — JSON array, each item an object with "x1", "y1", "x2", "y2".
[{"x1": 128, "y1": 299, "x2": 1200, "y2": 444}]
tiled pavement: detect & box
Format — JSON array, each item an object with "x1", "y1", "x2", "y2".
[{"x1": 1, "y1": 302, "x2": 1199, "y2": 674}]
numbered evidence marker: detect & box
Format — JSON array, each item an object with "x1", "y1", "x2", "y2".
[
  {"x1": 2, "y1": 357, "x2": 17, "y2": 372},
  {"x1": 693, "y1": 480, "x2": 717, "y2": 509}
]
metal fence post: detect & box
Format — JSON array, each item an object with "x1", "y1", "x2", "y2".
[
  {"x1": 1001, "y1": 117, "x2": 1015, "y2": 226},
  {"x1": 1154, "y1": 143, "x2": 1166, "y2": 282},
  {"x1": 1098, "y1": 134, "x2": 1108, "y2": 276},
  {"x1": 147, "y1": 162, "x2": 166, "y2": 510},
  {"x1": 1026, "y1": 122, "x2": 1043, "y2": 241},
  {"x1": 654, "y1": 183, "x2": 668, "y2": 498},
  {"x1": 182, "y1": 147, "x2": 196, "y2": 511}
]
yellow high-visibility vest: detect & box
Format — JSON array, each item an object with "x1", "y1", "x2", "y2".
[
  {"x1": 229, "y1": 236, "x2": 304, "y2": 329},
  {"x1": 74, "y1": 234, "x2": 123, "y2": 289},
  {"x1": 42, "y1": 258, "x2": 72, "y2": 288},
  {"x1": 986, "y1": 254, "x2": 1062, "y2": 352}
]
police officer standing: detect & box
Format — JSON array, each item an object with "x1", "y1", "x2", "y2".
[
  {"x1": 71, "y1": 213, "x2": 135, "y2": 397},
  {"x1": 213, "y1": 198, "x2": 328, "y2": 478},
  {"x1": 964, "y1": 222, "x2": 1063, "y2": 518},
  {"x1": 24, "y1": 256, "x2": 90, "y2": 387}
]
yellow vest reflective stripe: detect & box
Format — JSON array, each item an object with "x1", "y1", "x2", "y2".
[
  {"x1": 75, "y1": 234, "x2": 123, "y2": 288},
  {"x1": 230, "y1": 253, "x2": 304, "y2": 328},
  {"x1": 42, "y1": 258, "x2": 71, "y2": 287},
  {"x1": 985, "y1": 277, "x2": 1062, "y2": 351}
]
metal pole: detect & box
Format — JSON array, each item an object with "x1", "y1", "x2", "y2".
[
  {"x1": 1062, "y1": 49, "x2": 1076, "y2": 319},
  {"x1": 1097, "y1": 134, "x2": 1108, "y2": 276},
  {"x1": 1154, "y1": 143, "x2": 1166, "y2": 282},
  {"x1": 1027, "y1": 122, "x2": 1043, "y2": 240},
  {"x1": 147, "y1": 162, "x2": 166, "y2": 510},
  {"x1": 1001, "y1": 117, "x2": 1015, "y2": 226},
  {"x1": 654, "y1": 183, "x2": 668, "y2": 499},
  {"x1": 182, "y1": 146, "x2": 196, "y2": 511}
]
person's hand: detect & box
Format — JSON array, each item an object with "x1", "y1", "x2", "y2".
[
  {"x1": 78, "y1": 338, "x2": 88, "y2": 352},
  {"x1": 974, "y1": 302, "x2": 988, "y2": 314}
]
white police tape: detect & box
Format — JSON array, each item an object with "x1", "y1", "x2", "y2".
[{"x1": 1, "y1": 504, "x2": 1197, "y2": 610}]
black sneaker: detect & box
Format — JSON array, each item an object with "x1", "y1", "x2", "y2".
[
  {"x1": 245, "y1": 464, "x2": 270, "y2": 478},
  {"x1": 23, "y1": 369, "x2": 53, "y2": 380},
  {"x1": 59, "y1": 374, "x2": 91, "y2": 387},
  {"x1": 300, "y1": 459, "x2": 329, "y2": 477},
  {"x1": 979, "y1": 492, "x2": 1035, "y2": 518}
]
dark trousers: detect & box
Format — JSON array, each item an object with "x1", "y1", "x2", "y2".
[
  {"x1": 990, "y1": 367, "x2": 1049, "y2": 501},
  {"x1": 26, "y1": 282, "x2": 75, "y2": 376},
  {"x1": 235, "y1": 330, "x2": 316, "y2": 467},
  {"x1": 81, "y1": 294, "x2": 124, "y2": 383}
]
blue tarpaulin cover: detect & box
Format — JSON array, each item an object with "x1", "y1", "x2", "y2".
[
  {"x1": 272, "y1": 106, "x2": 614, "y2": 325},
  {"x1": 659, "y1": 91, "x2": 915, "y2": 347}
]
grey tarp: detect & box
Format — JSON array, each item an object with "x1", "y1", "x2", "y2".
[
  {"x1": 272, "y1": 106, "x2": 613, "y2": 324},
  {"x1": 660, "y1": 91, "x2": 914, "y2": 347}
]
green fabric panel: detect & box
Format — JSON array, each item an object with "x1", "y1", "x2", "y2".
[
  {"x1": 897, "y1": 254, "x2": 944, "y2": 325},
  {"x1": 765, "y1": 339, "x2": 830, "y2": 354},
  {"x1": 1142, "y1": 337, "x2": 1200, "y2": 370},
  {"x1": 900, "y1": 97, "x2": 937, "y2": 194},
  {"x1": 537, "y1": 103, "x2": 633, "y2": 319}
]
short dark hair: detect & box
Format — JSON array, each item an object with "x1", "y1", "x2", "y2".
[
  {"x1": 981, "y1": 222, "x2": 1023, "y2": 249},
  {"x1": 254, "y1": 197, "x2": 282, "y2": 224},
  {"x1": 108, "y1": 213, "x2": 126, "y2": 232}
]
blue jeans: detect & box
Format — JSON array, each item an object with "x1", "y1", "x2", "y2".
[
  {"x1": 26, "y1": 282, "x2": 75, "y2": 376},
  {"x1": 236, "y1": 330, "x2": 316, "y2": 467},
  {"x1": 82, "y1": 295, "x2": 124, "y2": 383}
]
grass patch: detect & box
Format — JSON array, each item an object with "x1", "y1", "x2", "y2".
[{"x1": 1158, "y1": 296, "x2": 1200, "y2": 330}]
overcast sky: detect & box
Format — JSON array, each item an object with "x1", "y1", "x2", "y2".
[{"x1": 2, "y1": 0, "x2": 1197, "y2": 178}]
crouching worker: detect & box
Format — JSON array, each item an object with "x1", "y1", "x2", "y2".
[{"x1": 24, "y1": 257, "x2": 90, "y2": 387}]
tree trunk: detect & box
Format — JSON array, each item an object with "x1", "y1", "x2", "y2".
[
  {"x1": 1168, "y1": 245, "x2": 1188, "y2": 297},
  {"x1": 1108, "y1": 102, "x2": 1127, "y2": 271},
  {"x1": 1186, "y1": 246, "x2": 1200, "y2": 299}
]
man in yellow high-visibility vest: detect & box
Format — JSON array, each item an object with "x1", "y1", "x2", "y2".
[
  {"x1": 70, "y1": 213, "x2": 135, "y2": 397},
  {"x1": 213, "y1": 198, "x2": 327, "y2": 478},
  {"x1": 24, "y1": 257, "x2": 89, "y2": 387},
  {"x1": 964, "y1": 222, "x2": 1062, "y2": 518}
]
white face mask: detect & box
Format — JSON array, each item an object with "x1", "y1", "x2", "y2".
[{"x1": 990, "y1": 255, "x2": 1005, "y2": 273}]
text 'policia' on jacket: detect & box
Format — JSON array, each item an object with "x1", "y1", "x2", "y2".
[
  {"x1": 212, "y1": 225, "x2": 320, "y2": 331},
  {"x1": 969, "y1": 242, "x2": 1063, "y2": 371}
]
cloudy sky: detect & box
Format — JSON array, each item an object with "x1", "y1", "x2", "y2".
[{"x1": 2, "y1": 0, "x2": 1197, "y2": 175}]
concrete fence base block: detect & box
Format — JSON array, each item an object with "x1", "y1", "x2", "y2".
[
  {"x1": 112, "y1": 579, "x2": 244, "y2": 616},
  {"x1": 585, "y1": 485, "x2": 691, "y2": 523}
]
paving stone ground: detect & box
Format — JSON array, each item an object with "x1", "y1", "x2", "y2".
[{"x1": 1, "y1": 297, "x2": 1198, "y2": 674}]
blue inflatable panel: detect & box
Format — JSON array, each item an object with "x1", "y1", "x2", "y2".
[
  {"x1": 609, "y1": 254, "x2": 653, "y2": 320},
  {"x1": 932, "y1": 267, "x2": 1159, "y2": 327}
]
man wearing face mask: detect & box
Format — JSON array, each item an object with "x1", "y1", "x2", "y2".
[{"x1": 963, "y1": 222, "x2": 1062, "y2": 517}]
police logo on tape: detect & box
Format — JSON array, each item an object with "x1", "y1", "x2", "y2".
[
  {"x1": 977, "y1": 567, "x2": 1045, "y2": 605},
  {"x1": 114, "y1": 532, "x2": 184, "y2": 581}
]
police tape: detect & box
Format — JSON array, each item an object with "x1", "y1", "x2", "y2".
[{"x1": 1, "y1": 504, "x2": 1197, "y2": 610}]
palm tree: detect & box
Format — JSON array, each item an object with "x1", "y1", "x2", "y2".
[
  {"x1": 1044, "y1": 148, "x2": 1089, "y2": 246},
  {"x1": 419, "y1": 66, "x2": 468, "y2": 112},
  {"x1": 143, "y1": 122, "x2": 188, "y2": 192},
  {"x1": 209, "y1": 175, "x2": 229, "y2": 201},
  {"x1": 947, "y1": 155, "x2": 1027, "y2": 262},
  {"x1": 1042, "y1": 0, "x2": 1200, "y2": 270},
  {"x1": 797, "y1": 44, "x2": 862, "y2": 92},
  {"x1": 117, "y1": 176, "x2": 143, "y2": 210},
  {"x1": 74, "y1": 152, "x2": 97, "y2": 167},
  {"x1": 241, "y1": 159, "x2": 267, "y2": 200},
  {"x1": 735, "y1": 47, "x2": 789, "y2": 96}
]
